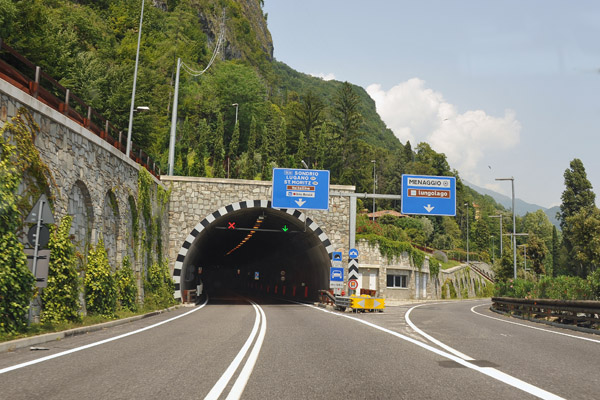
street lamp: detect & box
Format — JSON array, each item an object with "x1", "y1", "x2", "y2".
[
  {"x1": 168, "y1": 57, "x2": 181, "y2": 176},
  {"x1": 232, "y1": 103, "x2": 238, "y2": 125},
  {"x1": 371, "y1": 160, "x2": 376, "y2": 221},
  {"x1": 496, "y1": 177, "x2": 516, "y2": 279},
  {"x1": 465, "y1": 202, "x2": 469, "y2": 264},
  {"x1": 489, "y1": 214, "x2": 503, "y2": 257},
  {"x1": 126, "y1": 0, "x2": 145, "y2": 158}
]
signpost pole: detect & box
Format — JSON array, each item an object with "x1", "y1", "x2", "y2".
[{"x1": 31, "y1": 199, "x2": 44, "y2": 280}]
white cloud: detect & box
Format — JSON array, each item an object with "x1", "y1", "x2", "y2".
[
  {"x1": 366, "y1": 78, "x2": 521, "y2": 185},
  {"x1": 311, "y1": 72, "x2": 336, "y2": 81}
]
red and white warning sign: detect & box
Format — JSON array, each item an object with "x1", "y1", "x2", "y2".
[{"x1": 348, "y1": 279, "x2": 359, "y2": 290}]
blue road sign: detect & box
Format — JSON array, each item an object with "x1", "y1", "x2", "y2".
[
  {"x1": 332, "y1": 251, "x2": 343, "y2": 262},
  {"x1": 272, "y1": 168, "x2": 330, "y2": 210},
  {"x1": 349, "y1": 248, "x2": 359, "y2": 259},
  {"x1": 330, "y1": 267, "x2": 344, "y2": 282},
  {"x1": 401, "y1": 174, "x2": 456, "y2": 216}
]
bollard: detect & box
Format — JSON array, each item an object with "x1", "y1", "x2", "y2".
[
  {"x1": 293, "y1": 286, "x2": 296, "y2": 297},
  {"x1": 304, "y1": 286, "x2": 309, "y2": 298},
  {"x1": 282, "y1": 285, "x2": 286, "y2": 296}
]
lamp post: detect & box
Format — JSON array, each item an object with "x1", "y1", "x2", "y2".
[
  {"x1": 371, "y1": 160, "x2": 376, "y2": 221},
  {"x1": 465, "y1": 202, "x2": 469, "y2": 264},
  {"x1": 232, "y1": 103, "x2": 238, "y2": 125},
  {"x1": 491, "y1": 235, "x2": 495, "y2": 265},
  {"x1": 489, "y1": 214, "x2": 503, "y2": 258},
  {"x1": 168, "y1": 57, "x2": 181, "y2": 176},
  {"x1": 496, "y1": 177, "x2": 516, "y2": 279},
  {"x1": 126, "y1": 0, "x2": 145, "y2": 158}
]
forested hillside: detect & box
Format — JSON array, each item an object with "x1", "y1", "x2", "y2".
[{"x1": 6, "y1": 0, "x2": 578, "y2": 277}]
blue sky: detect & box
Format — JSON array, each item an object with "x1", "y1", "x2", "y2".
[{"x1": 263, "y1": 0, "x2": 600, "y2": 209}]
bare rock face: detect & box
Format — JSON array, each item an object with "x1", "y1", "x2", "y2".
[{"x1": 196, "y1": 0, "x2": 274, "y2": 63}]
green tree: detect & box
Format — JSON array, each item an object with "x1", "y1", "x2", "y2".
[
  {"x1": 291, "y1": 90, "x2": 325, "y2": 167},
  {"x1": 42, "y1": 216, "x2": 81, "y2": 324},
  {"x1": 526, "y1": 234, "x2": 548, "y2": 275},
  {"x1": 212, "y1": 114, "x2": 226, "y2": 178},
  {"x1": 565, "y1": 206, "x2": 600, "y2": 277},
  {"x1": 551, "y1": 226, "x2": 560, "y2": 277},
  {"x1": 558, "y1": 159, "x2": 597, "y2": 276}
]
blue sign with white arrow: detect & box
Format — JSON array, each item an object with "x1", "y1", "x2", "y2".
[
  {"x1": 272, "y1": 168, "x2": 330, "y2": 210},
  {"x1": 401, "y1": 174, "x2": 456, "y2": 216}
]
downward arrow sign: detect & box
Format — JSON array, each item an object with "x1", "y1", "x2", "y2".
[
  {"x1": 424, "y1": 204, "x2": 435, "y2": 213},
  {"x1": 295, "y1": 199, "x2": 306, "y2": 207}
]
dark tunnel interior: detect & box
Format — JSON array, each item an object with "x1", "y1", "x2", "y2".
[{"x1": 179, "y1": 207, "x2": 331, "y2": 301}]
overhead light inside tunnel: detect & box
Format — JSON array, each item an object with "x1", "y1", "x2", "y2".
[{"x1": 225, "y1": 215, "x2": 264, "y2": 256}]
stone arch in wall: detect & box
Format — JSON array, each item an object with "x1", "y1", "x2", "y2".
[
  {"x1": 67, "y1": 180, "x2": 94, "y2": 261},
  {"x1": 102, "y1": 190, "x2": 120, "y2": 269}
]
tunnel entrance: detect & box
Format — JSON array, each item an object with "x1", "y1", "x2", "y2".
[{"x1": 173, "y1": 200, "x2": 333, "y2": 302}]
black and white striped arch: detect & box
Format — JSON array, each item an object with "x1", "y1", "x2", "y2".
[{"x1": 172, "y1": 199, "x2": 334, "y2": 300}]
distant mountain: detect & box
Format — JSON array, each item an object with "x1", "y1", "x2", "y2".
[{"x1": 465, "y1": 181, "x2": 560, "y2": 228}]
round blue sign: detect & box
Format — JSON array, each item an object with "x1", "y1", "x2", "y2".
[{"x1": 349, "y1": 248, "x2": 359, "y2": 259}]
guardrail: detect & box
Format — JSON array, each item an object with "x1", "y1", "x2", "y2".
[
  {"x1": 0, "y1": 38, "x2": 160, "y2": 178},
  {"x1": 492, "y1": 297, "x2": 600, "y2": 329}
]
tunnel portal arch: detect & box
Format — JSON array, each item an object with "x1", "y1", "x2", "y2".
[{"x1": 172, "y1": 199, "x2": 335, "y2": 300}]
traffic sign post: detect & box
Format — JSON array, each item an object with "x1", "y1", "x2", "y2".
[
  {"x1": 348, "y1": 248, "x2": 359, "y2": 259},
  {"x1": 272, "y1": 168, "x2": 330, "y2": 210},
  {"x1": 401, "y1": 174, "x2": 456, "y2": 216}
]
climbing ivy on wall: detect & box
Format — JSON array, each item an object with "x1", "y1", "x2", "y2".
[
  {"x1": 358, "y1": 233, "x2": 426, "y2": 269},
  {"x1": 136, "y1": 167, "x2": 173, "y2": 305},
  {"x1": 0, "y1": 112, "x2": 35, "y2": 334},
  {"x1": 42, "y1": 216, "x2": 81, "y2": 323},
  {"x1": 2, "y1": 108, "x2": 54, "y2": 223}
]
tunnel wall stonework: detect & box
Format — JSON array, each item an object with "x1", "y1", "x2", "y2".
[{"x1": 162, "y1": 176, "x2": 355, "y2": 297}]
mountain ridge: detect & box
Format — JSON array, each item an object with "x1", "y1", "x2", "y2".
[{"x1": 465, "y1": 180, "x2": 560, "y2": 228}]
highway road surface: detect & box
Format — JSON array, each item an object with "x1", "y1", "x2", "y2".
[{"x1": 1, "y1": 296, "x2": 598, "y2": 399}]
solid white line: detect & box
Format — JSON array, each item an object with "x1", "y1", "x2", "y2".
[
  {"x1": 204, "y1": 302, "x2": 261, "y2": 400},
  {"x1": 0, "y1": 297, "x2": 209, "y2": 375},
  {"x1": 225, "y1": 301, "x2": 267, "y2": 400},
  {"x1": 405, "y1": 303, "x2": 474, "y2": 360},
  {"x1": 302, "y1": 302, "x2": 564, "y2": 400},
  {"x1": 471, "y1": 303, "x2": 600, "y2": 344}
]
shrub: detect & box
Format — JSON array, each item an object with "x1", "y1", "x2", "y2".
[
  {"x1": 116, "y1": 256, "x2": 138, "y2": 312},
  {"x1": 144, "y1": 258, "x2": 176, "y2": 310},
  {"x1": 42, "y1": 216, "x2": 81, "y2": 324},
  {"x1": 84, "y1": 237, "x2": 117, "y2": 317}
]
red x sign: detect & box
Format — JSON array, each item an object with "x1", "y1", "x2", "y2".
[{"x1": 228, "y1": 222, "x2": 236, "y2": 229}]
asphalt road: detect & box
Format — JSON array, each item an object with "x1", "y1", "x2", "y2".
[{"x1": 1, "y1": 296, "x2": 598, "y2": 399}]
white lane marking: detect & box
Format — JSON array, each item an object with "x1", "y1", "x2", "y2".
[
  {"x1": 204, "y1": 302, "x2": 261, "y2": 400},
  {"x1": 471, "y1": 303, "x2": 600, "y2": 344},
  {"x1": 405, "y1": 303, "x2": 474, "y2": 360},
  {"x1": 301, "y1": 303, "x2": 564, "y2": 400},
  {"x1": 225, "y1": 301, "x2": 267, "y2": 400},
  {"x1": 0, "y1": 297, "x2": 209, "y2": 375}
]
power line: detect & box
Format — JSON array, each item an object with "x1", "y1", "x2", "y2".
[{"x1": 181, "y1": 9, "x2": 225, "y2": 77}]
